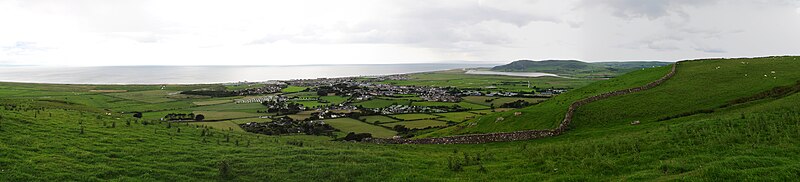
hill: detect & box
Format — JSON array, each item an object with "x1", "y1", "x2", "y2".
[
  {"x1": 428, "y1": 56, "x2": 800, "y2": 137},
  {"x1": 490, "y1": 60, "x2": 670, "y2": 78},
  {"x1": 2, "y1": 56, "x2": 800, "y2": 181}
]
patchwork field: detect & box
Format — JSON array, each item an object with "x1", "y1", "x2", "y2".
[
  {"x1": 192, "y1": 99, "x2": 232, "y2": 106},
  {"x1": 192, "y1": 121, "x2": 246, "y2": 132},
  {"x1": 390, "y1": 113, "x2": 441, "y2": 121},
  {"x1": 191, "y1": 111, "x2": 263, "y2": 120},
  {"x1": 463, "y1": 96, "x2": 546, "y2": 106},
  {"x1": 3, "y1": 57, "x2": 800, "y2": 181},
  {"x1": 359, "y1": 115, "x2": 398, "y2": 124},
  {"x1": 381, "y1": 120, "x2": 448, "y2": 129},
  {"x1": 379, "y1": 70, "x2": 595, "y2": 92},
  {"x1": 323, "y1": 118, "x2": 397, "y2": 138},
  {"x1": 352, "y1": 99, "x2": 410, "y2": 108},
  {"x1": 410, "y1": 101, "x2": 489, "y2": 110},
  {"x1": 320, "y1": 96, "x2": 349, "y2": 104},
  {"x1": 106, "y1": 90, "x2": 178, "y2": 103},
  {"x1": 434, "y1": 112, "x2": 480, "y2": 122},
  {"x1": 281, "y1": 86, "x2": 308, "y2": 93}
]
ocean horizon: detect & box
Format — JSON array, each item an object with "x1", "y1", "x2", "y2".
[{"x1": 0, "y1": 63, "x2": 494, "y2": 84}]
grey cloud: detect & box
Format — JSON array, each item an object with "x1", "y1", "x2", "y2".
[
  {"x1": 248, "y1": 1, "x2": 563, "y2": 50},
  {"x1": 2, "y1": 42, "x2": 51, "y2": 56},
  {"x1": 583, "y1": 0, "x2": 718, "y2": 19},
  {"x1": 694, "y1": 47, "x2": 726, "y2": 53}
]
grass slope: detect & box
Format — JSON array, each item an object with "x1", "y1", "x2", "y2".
[
  {"x1": 3, "y1": 57, "x2": 800, "y2": 181},
  {"x1": 424, "y1": 64, "x2": 673, "y2": 137}
]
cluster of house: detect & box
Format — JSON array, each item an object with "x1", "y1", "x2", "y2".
[
  {"x1": 234, "y1": 95, "x2": 284, "y2": 104},
  {"x1": 285, "y1": 77, "x2": 359, "y2": 87},
  {"x1": 369, "y1": 105, "x2": 447, "y2": 115},
  {"x1": 229, "y1": 85, "x2": 284, "y2": 96}
]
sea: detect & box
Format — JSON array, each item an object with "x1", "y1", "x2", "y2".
[{"x1": 0, "y1": 64, "x2": 498, "y2": 84}]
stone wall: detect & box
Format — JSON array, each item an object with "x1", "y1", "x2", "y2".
[{"x1": 367, "y1": 62, "x2": 679, "y2": 144}]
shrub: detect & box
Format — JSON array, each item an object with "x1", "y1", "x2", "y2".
[
  {"x1": 218, "y1": 160, "x2": 232, "y2": 179},
  {"x1": 343, "y1": 132, "x2": 372, "y2": 141}
]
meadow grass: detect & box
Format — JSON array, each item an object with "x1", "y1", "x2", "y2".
[
  {"x1": 411, "y1": 101, "x2": 490, "y2": 110},
  {"x1": 462, "y1": 96, "x2": 545, "y2": 106},
  {"x1": 322, "y1": 118, "x2": 397, "y2": 138},
  {"x1": 358, "y1": 115, "x2": 398, "y2": 124},
  {"x1": 193, "y1": 121, "x2": 246, "y2": 132},
  {"x1": 227, "y1": 118, "x2": 272, "y2": 124},
  {"x1": 192, "y1": 99, "x2": 232, "y2": 106},
  {"x1": 320, "y1": 96, "x2": 349, "y2": 104},
  {"x1": 190, "y1": 111, "x2": 263, "y2": 120},
  {"x1": 381, "y1": 120, "x2": 448, "y2": 129},
  {"x1": 390, "y1": 113, "x2": 441, "y2": 121},
  {"x1": 225, "y1": 83, "x2": 266, "y2": 91},
  {"x1": 3, "y1": 57, "x2": 800, "y2": 181},
  {"x1": 381, "y1": 70, "x2": 595, "y2": 92},
  {"x1": 106, "y1": 90, "x2": 180, "y2": 103},
  {"x1": 434, "y1": 112, "x2": 480, "y2": 122},
  {"x1": 423, "y1": 65, "x2": 673, "y2": 137},
  {"x1": 281, "y1": 86, "x2": 308, "y2": 93}
]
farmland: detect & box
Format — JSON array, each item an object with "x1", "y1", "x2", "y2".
[
  {"x1": 381, "y1": 120, "x2": 448, "y2": 129},
  {"x1": 322, "y1": 118, "x2": 397, "y2": 138},
  {"x1": 2, "y1": 57, "x2": 800, "y2": 180},
  {"x1": 390, "y1": 113, "x2": 441, "y2": 121},
  {"x1": 358, "y1": 115, "x2": 398, "y2": 124}
]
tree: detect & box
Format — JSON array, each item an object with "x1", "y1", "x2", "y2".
[
  {"x1": 343, "y1": 132, "x2": 372, "y2": 141},
  {"x1": 393, "y1": 125, "x2": 409, "y2": 133},
  {"x1": 132, "y1": 112, "x2": 142, "y2": 118},
  {"x1": 195, "y1": 114, "x2": 205, "y2": 121}
]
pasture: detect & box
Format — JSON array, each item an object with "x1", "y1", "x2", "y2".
[
  {"x1": 192, "y1": 99, "x2": 232, "y2": 106},
  {"x1": 381, "y1": 120, "x2": 448, "y2": 129},
  {"x1": 434, "y1": 112, "x2": 480, "y2": 122},
  {"x1": 390, "y1": 113, "x2": 440, "y2": 121},
  {"x1": 359, "y1": 115, "x2": 398, "y2": 124},
  {"x1": 410, "y1": 101, "x2": 489, "y2": 110},
  {"x1": 281, "y1": 86, "x2": 308, "y2": 93},
  {"x1": 323, "y1": 118, "x2": 397, "y2": 138}
]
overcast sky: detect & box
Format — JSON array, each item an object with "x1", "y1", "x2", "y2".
[{"x1": 1, "y1": 0, "x2": 799, "y2": 66}]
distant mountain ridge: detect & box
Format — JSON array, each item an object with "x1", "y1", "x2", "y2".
[{"x1": 490, "y1": 60, "x2": 671, "y2": 78}]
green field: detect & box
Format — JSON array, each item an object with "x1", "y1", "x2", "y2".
[
  {"x1": 323, "y1": 118, "x2": 397, "y2": 138},
  {"x1": 192, "y1": 103, "x2": 265, "y2": 113},
  {"x1": 381, "y1": 120, "x2": 448, "y2": 129},
  {"x1": 192, "y1": 99, "x2": 232, "y2": 106},
  {"x1": 281, "y1": 86, "x2": 308, "y2": 93},
  {"x1": 434, "y1": 112, "x2": 480, "y2": 122},
  {"x1": 463, "y1": 96, "x2": 546, "y2": 106},
  {"x1": 424, "y1": 64, "x2": 674, "y2": 137},
  {"x1": 225, "y1": 83, "x2": 265, "y2": 91},
  {"x1": 390, "y1": 113, "x2": 441, "y2": 121},
  {"x1": 228, "y1": 118, "x2": 272, "y2": 124},
  {"x1": 359, "y1": 115, "x2": 398, "y2": 124},
  {"x1": 4, "y1": 57, "x2": 800, "y2": 180},
  {"x1": 320, "y1": 96, "x2": 349, "y2": 104},
  {"x1": 410, "y1": 101, "x2": 490, "y2": 110},
  {"x1": 106, "y1": 90, "x2": 180, "y2": 103},
  {"x1": 191, "y1": 111, "x2": 263, "y2": 120},
  {"x1": 286, "y1": 111, "x2": 317, "y2": 121},
  {"x1": 380, "y1": 69, "x2": 596, "y2": 92},
  {"x1": 193, "y1": 121, "x2": 246, "y2": 132}
]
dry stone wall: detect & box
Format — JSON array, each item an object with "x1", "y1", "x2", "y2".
[{"x1": 367, "y1": 62, "x2": 679, "y2": 144}]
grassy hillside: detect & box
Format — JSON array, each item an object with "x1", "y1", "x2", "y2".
[
  {"x1": 2, "y1": 56, "x2": 800, "y2": 181},
  {"x1": 422, "y1": 64, "x2": 672, "y2": 137},
  {"x1": 573, "y1": 56, "x2": 800, "y2": 130}
]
